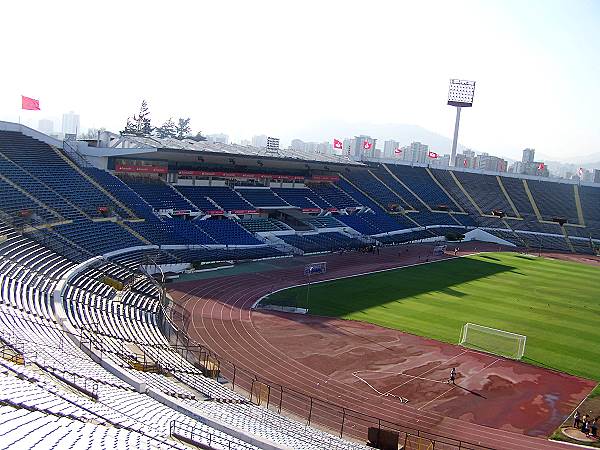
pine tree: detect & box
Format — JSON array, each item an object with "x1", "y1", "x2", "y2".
[
  {"x1": 175, "y1": 118, "x2": 191, "y2": 139},
  {"x1": 155, "y1": 118, "x2": 177, "y2": 138}
]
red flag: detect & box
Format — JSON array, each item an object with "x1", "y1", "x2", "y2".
[
  {"x1": 333, "y1": 139, "x2": 343, "y2": 149},
  {"x1": 428, "y1": 151, "x2": 439, "y2": 159},
  {"x1": 21, "y1": 96, "x2": 40, "y2": 111},
  {"x1": 394, "y1": 148, "x2": 402, "y2": 155},
  {"x1": 538, "y1": 162, "x2": 545, "y2": 170},
  {"x1": 363, "y1": 141, "x2": 372, "y2": 150},
  {"x1": 463, "y1": 159, "x2": 468, "y2": 167}
]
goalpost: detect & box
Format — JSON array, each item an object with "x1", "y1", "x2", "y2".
[{"x1": 459, "y1": 323, "x2": 526, "y2": 360}]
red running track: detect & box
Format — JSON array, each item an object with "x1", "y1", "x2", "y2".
[{"x1": 168, "y1": 244, "x2": 591, "y2": 450}]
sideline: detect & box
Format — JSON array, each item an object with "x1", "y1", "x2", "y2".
[{"x1": 252, "y1": 251, "x2": 483, "y2": 310}]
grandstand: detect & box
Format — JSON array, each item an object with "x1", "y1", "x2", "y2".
[{"x1": 1, "y1": 120, "x2": 599, "y2": 449}]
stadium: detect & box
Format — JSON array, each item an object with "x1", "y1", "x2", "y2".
[{"x1": 0, "y1": 117, "x2": 599, "y2": 450}]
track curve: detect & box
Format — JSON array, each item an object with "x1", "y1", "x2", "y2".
[{"x1": 168, "y1": 245, "x2": 582, "y2": 450}]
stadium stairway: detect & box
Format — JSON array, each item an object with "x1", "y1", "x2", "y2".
[
  {"x1": 0, "y1": 172, "x2": 65, "y2": 224},
  {"x1": 382, "y1": 164, "x2": 431, "y2": 211},
  {"x1": 0, "y1": 152, "x2": 92, "y2": 221},
  {"x1": 573, "y1": 184, "x2": 586, "y2": 226},
  {"x1": 52, "y1": 148, "x2": 139, "y2": 220},
  {"x1": 339, "y1": 173, "x2": 388, "y2": 211},
  {"x1": 117, "y1": 220, "x2": 153, "y2": 245},
  {"x1": 368, "y1": 169, "x2": 416, "y2": 211},
  {"x1": 448, "y1": 171, "x2": 487, "y2": 216},
  {"x1": 560, "y1": 226, "x2": 576, "y2": 253},
  {"x1": 496, "y1": 176, "x2": 522, "y2": 218},
  {"x1": 424, "y1": 167, "x2": 466, "y2": 212},
  {"x1": 522, "y1": 179, "x2": 545, "y2": 222}
]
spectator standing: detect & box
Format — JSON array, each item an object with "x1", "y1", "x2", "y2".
[{"x1": 573, "y1": 410, "x2": 581, "y2": 428}]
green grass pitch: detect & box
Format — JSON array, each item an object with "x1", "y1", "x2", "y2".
[{"x1": 262, "y1": 252, "x2": 600, "y2": 382}]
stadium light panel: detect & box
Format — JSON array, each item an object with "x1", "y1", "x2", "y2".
[{"x1": 447, "y1": 79, "x2": 476, "y2": 107}]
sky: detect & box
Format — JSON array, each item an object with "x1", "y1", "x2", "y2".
[{"x1": 1, "y1": 0, "x2": 599, "y2": 161}]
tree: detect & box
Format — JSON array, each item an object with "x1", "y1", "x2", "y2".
[
  {"x1": 79, "y1": 127, "x2": 106, "y2": 139},
  {"x1": 175, "y1": 118, "x2": 191, "y2": 139},
  {"x1": 155, "y1": 118, "x2": 177, "y2": 139},
  {"x1": 188, "y1": 131, "x2": 207, "y2": 142},
  {"x1": 121, "y1": 100, "x2": 153, "y2": 136}
]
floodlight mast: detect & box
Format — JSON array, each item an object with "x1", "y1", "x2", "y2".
[{"x1": 447, "y1": 79, "x2": 476, "y2": 166}]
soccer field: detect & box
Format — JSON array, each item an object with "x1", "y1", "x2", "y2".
[{"x1": 262, "y1": 252, "x2": 600, "y2": 382}]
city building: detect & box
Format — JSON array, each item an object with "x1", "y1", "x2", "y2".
[
  {"x1": 475, "y1": 153, "x2": 508, "y2": 172},
  {"x1": 399, "y1": 141, "x2": 429, "y2": 164},
  {"x1": 383, "y1": 139, "x2": 400, "y2": 158},
  {"x1": 522, "y1": 148, "x2": 535, "y2": 163},
  {"x1": 207, "y1": 133, "x2": 229, "y2": 144},
  {"x1": 290, "y1": 139, "x2": 306, "y2": 151},
  {"x1": 347, "y1": 135, "x2": 376, "y2": 161},
  {"x1": 266, "y1": 136, "x2": 280, "y2": 152},
  {"x1": 38, "y1": 119, "x2": 54, "y2": 135},
  {"x1": 62, "y1": 111, "x2": 80, "y2": 135},
  {"x1": 594, "y1": 169, "x2": 600, "y2": 184},
  {"x1": 252, "y1": 135, "x2": 268, "y2": 148}
]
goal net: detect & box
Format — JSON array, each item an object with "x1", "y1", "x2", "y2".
[{"x1": 459, "y1": 323, "x2": 526, "y2": 360}]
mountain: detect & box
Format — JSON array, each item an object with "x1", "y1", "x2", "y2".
[{"x1": 283, "y1": 120, "x2": 469, "y2": 154}]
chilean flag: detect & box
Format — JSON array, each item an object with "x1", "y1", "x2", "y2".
[
  {"x1": 577, "y1": 167, "x2": 584, "y2": 177},
  {"x1": 463, "y1": 159, "x2": 468, "y2": 167},
  {"x1": 538, "y1": 162, "x2": 545, "y2": 170},
  {"x1": 363, "y1": 141, "x2": 372, "y2": 150},
  {"x1": 333, "y1": 139, "x2": 343, "y2": 150},
  {"x1": 428, "y1": 151, "x2": 439, "y2": 159},
  {"x1": 22, "y1": 96, "x2": 40, "y2": 111},
  {"x1": 394, "y1": 148, "x2": 402, "y2": 155}
]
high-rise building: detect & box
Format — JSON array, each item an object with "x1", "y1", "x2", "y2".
[
  {"x1": 266, "y1": 137, "x2": 280, "y2": 152},
  {"x1": 475, "y1": 153, "x2": 507, "y2": 172},
  {"x1": 206, "y1": 133, "x2": 229, "y2": 144},
  {"x1": 252, "y1": 135, "x2": 268, "y2": 148},
  {"x1": 593, "y1": 169, "x2": 600, "y2": 184},
  {"x1": 383, "y1": 140, "x2": 400, "y2": 158},
  {"x1": 522, "y1": 148, "x2": 535, "y2": 163},
  {"x1": 316, "y1": 142, "x2": 332, "y2": 155},
  {"x1": 400, "y1": 141, "x2": 429, "y2": 164},
  {"x1": 38, "y1": 119, "x2": 54, "y2": 135},
  {"x1": 348, "y1": 135, "x2": 376, "y2": 161},
  {"x1": 61, "y1": 111, "x2": 80, "y2": 135},
  {"x1": 290, "y1": 139, "x2": 306, "y2": 151}
]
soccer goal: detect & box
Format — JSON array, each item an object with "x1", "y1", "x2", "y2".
[{"x1": 459, "y1": 323, "x2": 526, "y2": 360}]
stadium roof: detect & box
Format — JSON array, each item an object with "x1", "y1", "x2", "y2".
[{"x1": 101, "y1": 133, "x2": 362, "y2": 166}]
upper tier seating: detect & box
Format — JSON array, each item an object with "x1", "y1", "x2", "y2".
[
  {"x1": 174, "y1": 185, "x2": 221, "y2": 211},
  {"x1": 192, "y1": 219, "x2": 262, "y2": 245},
  {"x1": 123, "y1": 178, "x2": 198, "y2": 212},
  {"x1": 272, "y1": 187, "x2": 329, "y2": 209},
  {"x1": 580, "y1": 186, "x2": 600, "y2": 223},
  {"x1": 307, "y1": 183, "x2": 360, "y2": 209},
  {"x1": 429, "y1": 169, "x2": 478, "y2": 214},
  {"x1": 235, "y1": 188, "x2": 290, "y2": 208},
  {"x1": 527, "y1": 180, "x2": 579, "y2": 223},
  {"x1": 499, "y1": 177, "x2": 537, "y2": 218},
  {"x1": 345, "y1": 170, "x2": 411, "y2": 210},
  {"x1": 371, "y1": 168, "x2": 421, "y2": 209},
  {"x1": 453, "y1": 171, "x2": 515, "y2": 215},
  {"x1": 0, "y1": 132, "x2": 133, "y2": 219},
  {"x1": 187, "y1": 186, "x2": 255, "y2": 211},
  {"x1": 387, "y1": 164, "x2": 457, "y2": 211},
  {"x1": 84, "y1": 167, "x2": 153, "y2": 219}
]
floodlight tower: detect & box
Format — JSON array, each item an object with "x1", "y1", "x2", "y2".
[{"x1": 447, "y1": 79, "x2": 476, "y2": 166}]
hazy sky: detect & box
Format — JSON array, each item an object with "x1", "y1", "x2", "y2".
[{"x1": 1, "y1": 0, "x2": 599, "y2": 160}]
